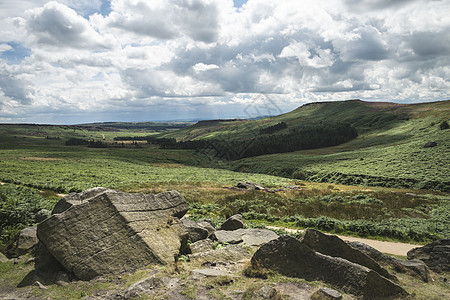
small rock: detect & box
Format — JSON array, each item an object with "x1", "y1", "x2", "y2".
[
  {"x1": 17, "y1": 227, "x2": 38, "y2": 251},
  {"x1": 196, "y1": 219, "x2": 216, "y2": 235},
  {"x1": 423, "y1": 141, "x2": 437, "y2": 148},
  {"x1": 189, "y1": 239, "x2": 214, "y2": 254},
  {"x1": 396, "y1": 259, "x2": 430, "y2": 282},
  {"x1": 26, "y1": 257, "x2": 36, "y2": 264},
  {"x1": 192, "y1": 269, "x2": 233, "y2": 277},
  {"x1": 124, "y1": 271, "x2": 160, "y2": 299},
  {"x1": 189, "y1": 244, "x2": 251, "y2": 263},
  {"x1": 218, "y1": 214, "x2": 244, "y2": 231},
  {"x1": 210, "y1": 230, "x2": 243, "y2": 244},
  {"x1": 253, "y1": 286, "x2": 282, "y2": 300},
  {"x1": 237, "y1": 181, "x2": 265, "y2": 190},
  {"x1": 310, "y1": 287, "x2": 343, "y2": 300},
  {"x1": 181, "y1": 217, "x2": 209, "y2": 242},
  {"x1": 34, "y1": 281, "x2": 48, "y2": 289}
]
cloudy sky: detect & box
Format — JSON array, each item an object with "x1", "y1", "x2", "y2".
[{"x1": 0, "y1": 0, "x2": 449, "y2": 124}]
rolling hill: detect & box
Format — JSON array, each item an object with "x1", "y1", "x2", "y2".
[{"x1": 158, "y1": 99, "x2": 450, "y2": 191}]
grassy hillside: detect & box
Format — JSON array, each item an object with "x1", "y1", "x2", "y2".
[
  {"x1": 156, "y1": 99, "x2": 449, "y2": 191},
  {"x1": 231, "y1": 100, "x2": 450, "y2": 191}
]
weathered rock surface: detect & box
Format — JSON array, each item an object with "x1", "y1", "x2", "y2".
[
  {"x1": 251, "y1": 235, "x2": 406, "y2": 299},
  {"x1": 407, "y1": 239, "x2": 450, "y2": 272},
  {"x1": 189, "y1": 239, "x2": 214, "y2": 254},
  {"x1": 396, "y1": 259, "x2": 430, "y2": 282},
  {"x1": 181, "y1": 217, "x2": 209, "y2": 242},
  {"x1": 37, "y1": 188, "x2": 189, "y2": 280},
  {"x1": 189, "y1": 244, "x2": 250, "y2": 263},
  {"x1": 345, "y1": 240, "x2": 395, "y2": 265},
  {"x1": 218, "y1": 214, "x2": 244, "y2": 231},
  {"x1": 301, "y1": 229, "x2": 394, "y2": 280},
  {"x1": 310, "y1": 287, "x2": 343, "y2": 300},
  {"x1": 51, "y1": 187, "x2": 115, "y2": 214},
  {"x1": 237, "y1": 181, "x2": 265, "y2": 190},
  {"x1": 123, "y1": 271, "x2": 161, "y2": 299},
  {"x1": 210, "y1": 229, "x2": 278, "y2": 247},
  {"x1": 195, "y1": 219, "x2": 216, "y2": 235},
  {"x1": 192, "y1": 268, "x2": 234, "y2": 277},
  {"x1": 17, "y1": 227, "x2": 38, "y2": 252},
  {"x1": 252, "y1": 285, "x2": 282, "y2": 300}
]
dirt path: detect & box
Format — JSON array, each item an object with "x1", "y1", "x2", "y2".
[{"x1": 266, "y1": 226, "x2": 421, "y2": 257}]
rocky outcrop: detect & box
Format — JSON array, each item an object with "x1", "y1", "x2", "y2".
[
  {"x1": 301, "y1": 229, "x2": 394, "y2": 280},
  {"x1": 407, "y1": 239, "x2": 450, "y2": 272},
  {"x1": 237, "y1": 181, "x2": 265, "y2": 190},
  {"x1": 37, "y1": 188, "x2": 189, "y2": 280},
  {"x1": 218, "y1": 214, "x2": 244, "y2": 231},
  {"x1": 345, "y1": 240, "x2": 395, "y2": 265},
  {"x1": 189, "y1": 244, "x2": 251, "y2": 263},
  {"x1": 251, "y1": 235, "x2": 406, "y2": 299}
]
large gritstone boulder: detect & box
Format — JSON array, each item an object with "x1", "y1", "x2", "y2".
[
  {"x1": 300, "y1": 229, "x2": 394, "y2": 280},
  {"x1": 37, "y1": 188, "x2": 189, "y2": 280},
  {"x1": 407, "y1": 239, "x2": 450, "y2": 272},
  {"x1": 251, "y1": 236, "x2": 406, "y2": 299}
]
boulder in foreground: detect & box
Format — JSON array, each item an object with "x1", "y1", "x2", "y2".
[
  {"x1": 251, "y1": 235, "x2": 406, "y2": 299},
  {"x1": 407, "y1": 239, "x2": 450, "y2": 272},
  {"x1": 37, "y1": 188, "x2": 189, "y2": 280}
]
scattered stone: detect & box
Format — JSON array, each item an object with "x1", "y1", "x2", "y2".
[
  {"x1": 17, "y1": 227, "x2": 38, "y2": 252},
  {"x1": 238, "y1": 228, "x2": 279, "y2": 247},
  {"x1": 189, "y1": 244, "x2": 251, "y2": 263},
  {"x1": 345, "y1": 241, "x2": 395, "y2": 265},
  {"x1": 123, "y1": 272, "x2": 161, "y2": 299},
  {"x1": 407, "y1": 239, "x2": 450, "y2": 272},
  {"x1": 310, "y1": 287, "x2": 343, "y2": 300},
  {"x1": 301, "y1": 229, "x2": 394, "y2": 280},
  {"x1": 396, "y1": 259, "x2": 430, "y2": 282},
  {"x1": 210, "y1": 230, "x2": 243, "y2": 244},
  {"x1": 251, "y1": 235, "x2": 406, "y2": 299},
  {"x1": 181, "y1": 217, "x2": 209, "y2": 242},
  {"x1": 35, "y1": 209, "x2": 51, "y2": 223},
  {"x1": 189, "y1": 239, "x2": 214, "y2": 254},
  {"x1": 237, "y1": 181, "x2": 266, "y2": 190},
  {"x1": 192, "y1": 268, "x2": 233, "y2": 277},
  {"x1": 26, "y1": 257, "x2": 36, "y2": 264},
  {"x1": 253, "y1": 286, "x2": 282, "y2": 300},
  {"x1": 34, "y1": 241, "x2": 65, "y2": 284},
  {"x1": 196, "y1": 219, "x2": 216, "y2": 235},
  {"x1": 37, "y1": 188, "x2": 189, "y2": 280},
  {"x1": 0, "y1": 252, "x2": 8, "y2": 263},
  {"x1": 423, "y1": 141, "x2": 437, "y2": 148},
  {"x1": 210, "y1": 228, "x2": 278, "y2": 247},
  {"x1": 218, "y1": 214, "x2": 244, "y2": 231},
  {"x1": 34, "y1": 281, "x2": 48, "y2": 289}
]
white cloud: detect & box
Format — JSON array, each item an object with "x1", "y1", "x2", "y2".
[
  {"x1": 0, "y1": 0, "x2": 449, "y2": 123},
  {"x1": 193, "y1": 63, "x2": 220, "y2": 72}
]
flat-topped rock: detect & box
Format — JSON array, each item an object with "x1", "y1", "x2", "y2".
[{"x1": 37, "y1": 188, "x2": 189, "y2": 280}]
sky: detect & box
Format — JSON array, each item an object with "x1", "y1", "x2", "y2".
[{"x1": 0, "y1": 0, "x2": 449, "y2": 124}]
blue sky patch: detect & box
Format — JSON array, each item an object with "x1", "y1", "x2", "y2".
[
  {"x1": 233, "y1": 0, "x2": 248, "y2": 8},
  {"x1": 0, "y1": 42, "x2": 31, "y2": 64}
]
